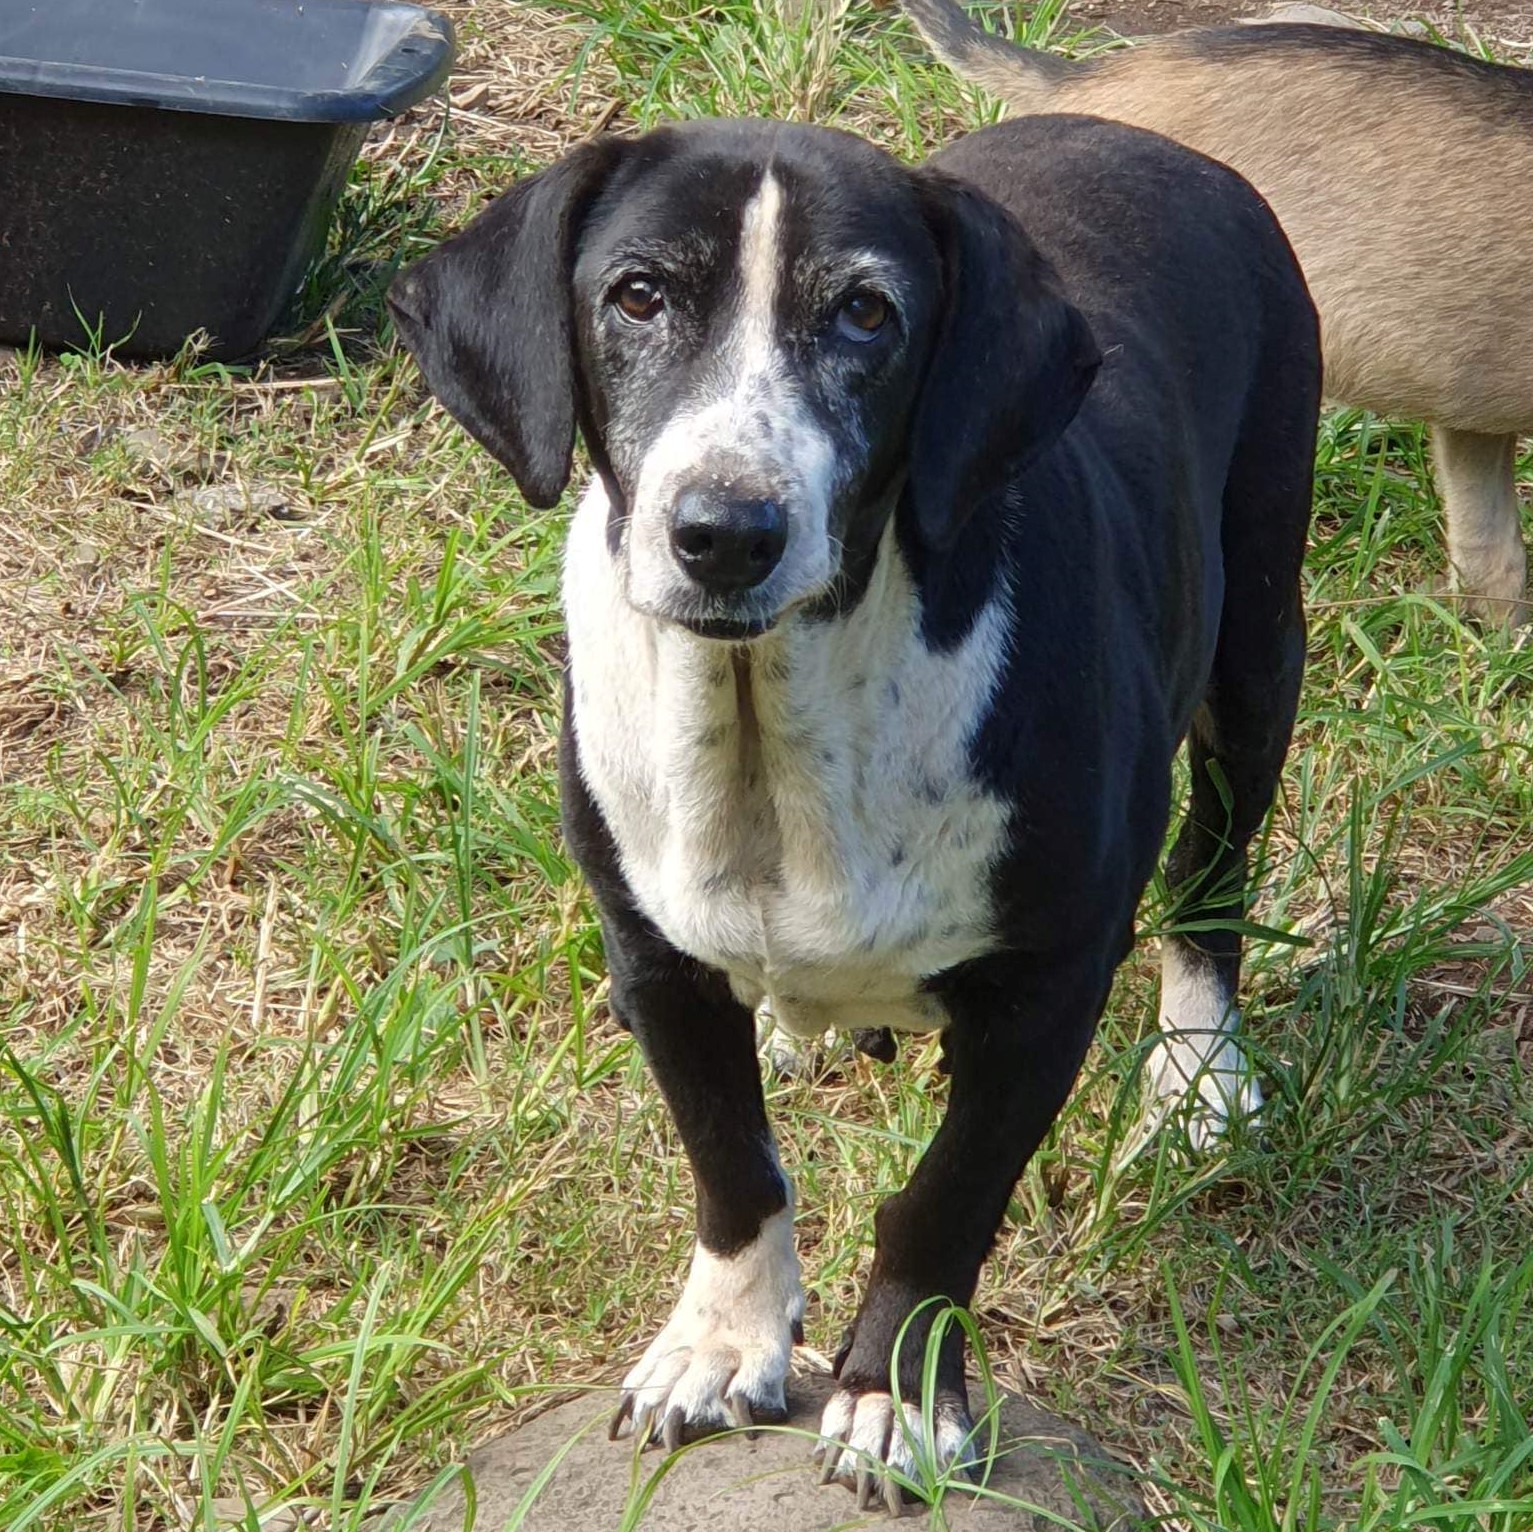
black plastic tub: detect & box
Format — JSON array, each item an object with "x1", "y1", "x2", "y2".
[{"x1": 0, "y1": 0, "x2": 453, "y2": 359}]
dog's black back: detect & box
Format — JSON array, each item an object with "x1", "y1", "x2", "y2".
[{"x1": 897, "y1": 118, "x2": 1318, "y2": 953}]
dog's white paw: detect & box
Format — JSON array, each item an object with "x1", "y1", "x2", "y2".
[
  {"x1": 758, "y1": 1005, "x2": 831, "y2": 1079},
  {"x1": 611, "y1": 1207, "x2": 804, "y2": 1449},
  {"x1": 1149, "y1": 944, "x2": 1263, "y2": 1148},
  {"x1": 757, "y1": 1004, "x2": 897, "y2": 1078},
  {"x1": 814, "y1": 1387, "x2": 974, "y2": 1514},
  {"x1": 1147, "y1": 1027, "x2": 1264, "y2": 1149}
]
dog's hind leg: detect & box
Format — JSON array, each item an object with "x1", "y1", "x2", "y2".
[
  {"x1": 1431, "y1": 426, "x2": 1527, "y2": 628},
  {"x1": 1150, "y1": 414, "x2": 1312, "y2": 1148},
  {"x1": 1151, "y1": 701, "x2": 1287, "y2": 1149}
]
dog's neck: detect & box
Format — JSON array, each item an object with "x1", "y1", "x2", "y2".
[{"x1": 563, "y1": 477, "x2": 1018, "y2": 764}]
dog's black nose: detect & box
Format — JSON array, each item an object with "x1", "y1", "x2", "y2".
[{"x1": 669, "y1": 493, "x2": 786, "y2": 592}]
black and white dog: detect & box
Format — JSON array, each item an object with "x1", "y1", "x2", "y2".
[{"x1": 388, "y1": 114, "x2": 1319, "y2": 1509}]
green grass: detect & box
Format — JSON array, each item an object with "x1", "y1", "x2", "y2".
[{"x1": 1, "y1": 1, "x2": 1530, "y2": 1528}]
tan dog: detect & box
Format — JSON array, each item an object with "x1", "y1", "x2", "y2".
[{"x1": 899, "y1": 0, "x2": 1533, "y2": 623}]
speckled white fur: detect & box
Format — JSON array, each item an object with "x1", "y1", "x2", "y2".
[
  {"x1": 564, "y1": 476, "x2": 1013, "y2": 1042},
  {"x1": 623, "y1": 171, "x2": 840, "y2": 626}
]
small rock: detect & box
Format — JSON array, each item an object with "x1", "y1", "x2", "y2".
[
  {"x1": 206, "y1": 1500, "x2": 314, "y2": 1531},
  {"x1": 118, "y1": 425, "x2": 179, "y2": 467},
  {"x1": 177, "y1": 482, "x2": 295, "y2": 526},
  {"x1": 1244, "y1": 3, "x2": 1363, "y2": 26},
  {"x1": 389, "y1": 1370, "x2": 1147, "y2": 1531},
  {"x1": 1480, "y1": 1023, "x2": 1519, "y2": 1068},
  {"x1": 67, "y1": 540, "x2": 101, "y2": 576},
  {"x1": 103, "y1": 425, "x2": 225, "y2": 477}
]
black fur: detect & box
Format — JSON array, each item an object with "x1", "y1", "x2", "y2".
[
  {"x1": 904, "y1": 170, "x2": 1100, "y2": 551},
  {"x1": 560, "y1": 707, "x2": 791, "y2": 1255}
]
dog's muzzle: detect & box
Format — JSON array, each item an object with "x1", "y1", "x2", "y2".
[{"x1": 669, "y1": 490, "x2": 787, "y2": 595}]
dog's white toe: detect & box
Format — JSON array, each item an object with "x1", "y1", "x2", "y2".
[
  {"x1": 616, "y1": 1334, "x2": 781, "y2": 1447},
  {"x1": 611, "y1": 1207, "x2": 803, "y2": 1447},
  {"x1": 814, "y1": 1387, "x2": 974, "y2": 1513}
]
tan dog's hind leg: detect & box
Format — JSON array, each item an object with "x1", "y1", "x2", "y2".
[{"x1": 1432, "y1": 426, "x2": 1528, "y2": 627}]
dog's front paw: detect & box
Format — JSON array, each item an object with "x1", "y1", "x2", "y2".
[
  {"x1": 814, "y1": 1385, "x2": 974, "y2": 1514},
  {"x1": 610, "y1": 1208, "x2": 803, "y2": 1450},
  {"x1": 611, "y1": 1326, "x2": 787, "y2": 1449}
]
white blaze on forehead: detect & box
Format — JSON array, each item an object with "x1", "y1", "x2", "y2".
[
  {"x1": 623, "y1": 163, "x2": 839, "y2": 620},
  {"x1": 736, "y1": 170, "x2": 784, "y2": 363}
]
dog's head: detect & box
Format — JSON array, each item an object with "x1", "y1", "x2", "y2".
[{"x1": 389, "y1": 120, "x2": 1098, "y2": 640}]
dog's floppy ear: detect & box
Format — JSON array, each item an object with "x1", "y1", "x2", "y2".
[
  {"x1": 387, "y1": 137, "x2": 624, "y2": 509},
  {"x1": 907, "y1": 171, "x2": 1100, "y2": 549}
]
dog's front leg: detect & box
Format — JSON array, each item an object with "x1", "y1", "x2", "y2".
[
  {"x1": 602, "y1": 907, "x2": 805, "y2": 1450},
  {"x1": 816, "y1": 949, "x2": 1108, "y2": 1510}
]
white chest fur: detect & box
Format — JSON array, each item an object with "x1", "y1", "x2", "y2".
[{"x1": 564, "y1": 482, "x2": 1013, "y2": 1038}]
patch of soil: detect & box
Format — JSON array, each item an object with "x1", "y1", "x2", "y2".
[{"x1": 1070, "y1": 0, "x2": 1533, "y2": 47}]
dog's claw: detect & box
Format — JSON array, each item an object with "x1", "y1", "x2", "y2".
[
  {"x1": 725, "y1": 1394, "x2": 755, "y2": 1435},
  {"x1": 661, "y1": 1405, "x2": 684, "y2": 1454},
  {"x1": 855, "y1": 1465, "x2": 876, "y2": 1511},
  {"x1": 816, "y1": 1385, "x2": 972, "y2": 1512},
  {"x1": 818, "y1": 1442, "x2": 844, "y2": 1485},
  {"x1": 608, "y1": 1394, "x2": 634, "y2": 1441}
]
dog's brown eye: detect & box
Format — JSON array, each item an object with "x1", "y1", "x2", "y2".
[
  {"x1": 836, "y1": 289, "x2": 889, "y2": 342},
  {"x1": 613, "y1": 274, "x2": 664, "y2": 323}
]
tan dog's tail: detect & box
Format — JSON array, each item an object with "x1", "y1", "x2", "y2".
[{"x1": 897, "y1": 0, "x2": 1080, "y2": 108}]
